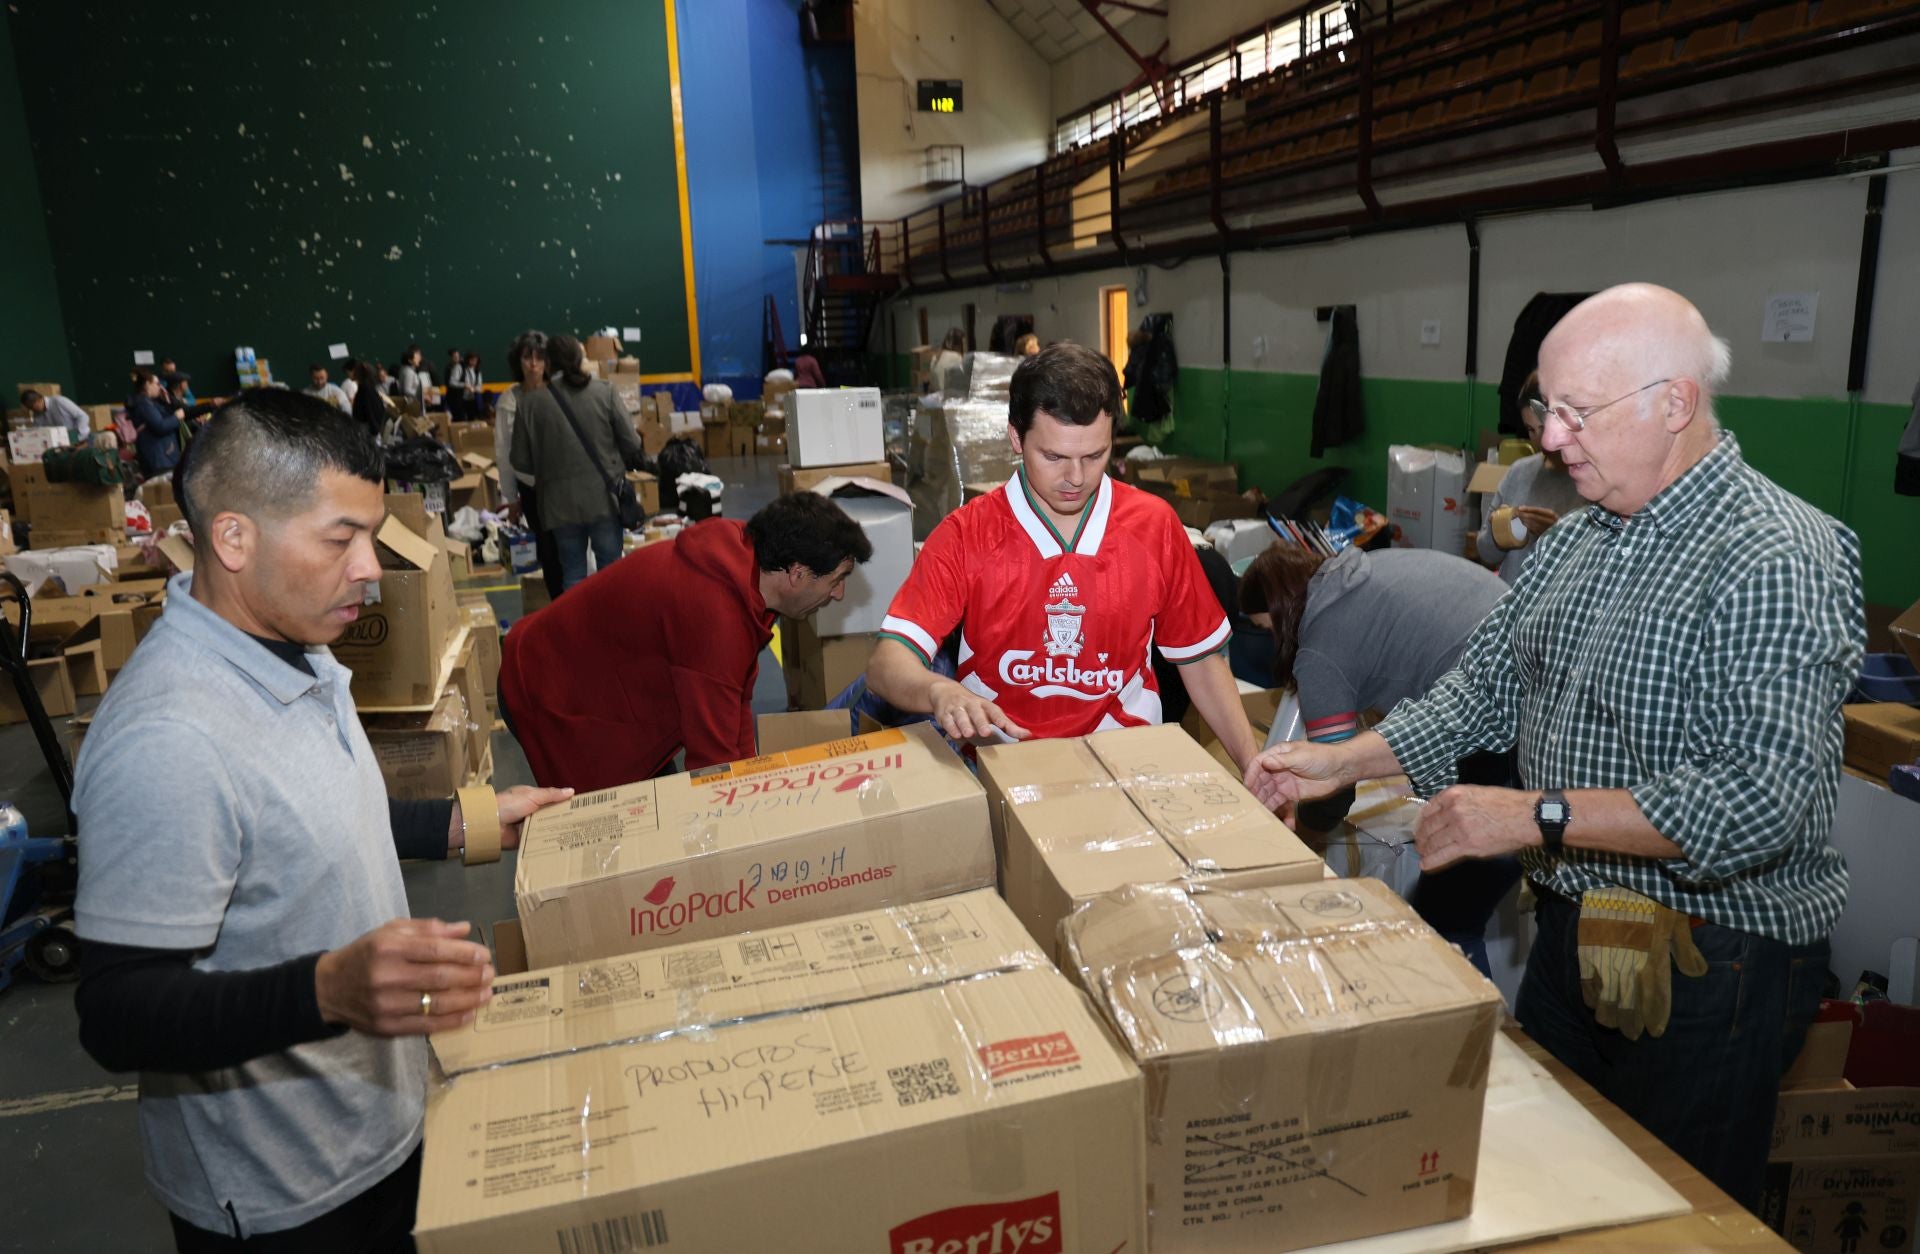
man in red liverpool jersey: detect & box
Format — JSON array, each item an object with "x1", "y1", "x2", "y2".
[{"x1": 868, "y1": 342, "x2": 1260, "y2": 769}]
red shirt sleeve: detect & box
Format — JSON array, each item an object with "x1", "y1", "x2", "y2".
[
  {"x1": 1153, "y1": 512, "x2": 1232, "y2": 663},
  {"x1": 880, "y1": 510, "x2": 969, "y2": 665}
]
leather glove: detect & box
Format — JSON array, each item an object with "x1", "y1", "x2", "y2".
[{"x1": 1576, "y1": 887, "x2": 1707, "y2": 1040}]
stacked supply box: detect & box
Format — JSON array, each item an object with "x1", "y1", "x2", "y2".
[
  {"x1": 1064, "y1": 876, "x2": 1504, "y2": 1253},
  {"x1": 332, "y1": 507, "x2": 460, "y2": 709},
  {"x1": 977, "y1": 722, "x2": 1323, "y2": 961},
  {"x1": 512, "y1": 723, "x2": 994, "y2": 968},
  {"x1": 790, "y1": 387, "x2": 884, "y2": 468},
  {"x1": 419, "y1": 891, "x2": 1146, "y2": 1253}
]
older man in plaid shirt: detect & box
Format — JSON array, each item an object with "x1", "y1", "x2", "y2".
[{"x1": 1246, "y1": 283, "x2": 1863, "y2": 1212}]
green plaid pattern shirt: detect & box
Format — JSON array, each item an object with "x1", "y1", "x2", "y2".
[{"x1": 1378, "y1": 434, "x2": 1862, "y2": 944}]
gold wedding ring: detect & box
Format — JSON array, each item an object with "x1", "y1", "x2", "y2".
[{"x1": 420, "y1": 991, "x2": 434, "y2": 1017}]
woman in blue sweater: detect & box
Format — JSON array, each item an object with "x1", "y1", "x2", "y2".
[{"x1": 128, "y1": 369, "x2": 185, "y2": 478}]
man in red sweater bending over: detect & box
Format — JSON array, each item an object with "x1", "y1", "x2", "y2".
[{"x1": 500, "y1": 493, "x2": 873, "y2": 791}]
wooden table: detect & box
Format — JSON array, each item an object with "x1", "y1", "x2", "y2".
[{"x1": 1500, "y1": 1027, "x2": 1791, "y2": 1250}]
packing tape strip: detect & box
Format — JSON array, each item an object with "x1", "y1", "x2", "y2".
[{"x1": 456, "y1": 785, "x2": 502, "y2": 865}]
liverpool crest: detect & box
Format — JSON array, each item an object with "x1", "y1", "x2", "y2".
[{"x1": 1044, "y1": 573, "x2": 1086, "y2": 658}]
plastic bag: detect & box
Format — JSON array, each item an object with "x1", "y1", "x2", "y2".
[{"x1": 383, "y1": 436, "x2": 461, "y2": 484}]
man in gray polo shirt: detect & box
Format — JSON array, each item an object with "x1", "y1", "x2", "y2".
[{"x1": 72, "y1": 391, "x2": 569, "y2": 1251}]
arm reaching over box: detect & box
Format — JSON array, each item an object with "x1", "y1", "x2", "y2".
[{"x1": 868, "y1": 635, "x2": 1031, "y2": 742}]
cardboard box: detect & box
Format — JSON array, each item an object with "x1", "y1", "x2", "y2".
[
  {"x1": 1180, "y1": 687, "x2": 1285, "y2": 774},
  {"x1": 809, "y1": 478, "x2": 913, "y2": 638},
  {"x1": 458, "y1": 597, "x2": 502, "y2": 716},
  {"x1": 1063, "y1": 876, "x2": 1504, "y2": 1252},
  {"x1": 85, "y1": 404, "x2": 116, "y2": 434},
  {"x1": 789, "y1": 388, "x2": 884, "y2": 468},
  {"x1": 1844, "y1": 703, "x2": 1920, "y2": 781},
  {"x1": 417, "y1": 900, "x2": 1144, "y2": 1254},
  {"x1": 519, "y1": 572, "x2": 551, "y2": 615},
  {"x1": 636, "y1": 412, "x2": 668, "y2": 458},
  {"x1": 777, "y1": 460, "x2": 892, "y2": 497},
  {"x1": 778, "y1": 615, "x2": 873, "y2": 710},
  {"x1": 363, "y1": 687, "x2": 470, "y2": 801},
  {"x1": 26, "y1": 480, "x2": 121, "y2": 541},
  {"x1": 9, "y1": 593, "x2": 94, "y2": 646},
  {"x1": 583, "y1": 334, "x2": 619, "y2": 362},
  {"x1": 63, "y1": 640, "x2": 108, "y2": 697},
  {"x1": 0, "y1": 654, "x2": 77, "y2": 724},
  {"x1": 0, "y1": 509, "x2": 14, "y2": 557},
  {"x1": 1388, "y1": 444, "x2": 1469, "y2": 554},
  {"x1": 976, "y1": 723, "x2": 1324, "y2": 962},
  {"x1": 513, "y1": 723, "x2": 993, "y2": 967},
  {"x1": 7, "y1": 427, "x2": 69, "y2": 464},
  {"x1": 448, "y1": 420, "x2": 494, "y2": 460},
  {"x1": 1130, "y1": 458, "x2": 1240, "y2": 497},
  {"x1": 331, "y1": 515, "x2": 460, "y2": 708},
  {"x1": 1892, "y1": 598, "x2": 1920, "y2": 674},
  {"x1": 137, "y1": 479, "x2": 175, "y2": 509},
  {"x1": 147, "y1": 503, "x2": 184, "y2": 531},
  {"x1": 3, "y1": 460, "x2": 47, "y2": 523},
  {"x1": 16, "y1": 381, "x2": 61, "y2": 397},
  {"x1": 623, "y1": 470, "x2": 659, "y2": 517},
  {"x1": 761, "y1": 377, "x2": 797, "y2": 418},
  {"x1": 756, "y1": 709, "x2": 856, "y2": 755},
  {"x1": 1763, "y1": 1085, "x2": 1920, "y2": 1254},
  {"x1": 449, "y1": 637, "x2": 490, "y2": 771}
]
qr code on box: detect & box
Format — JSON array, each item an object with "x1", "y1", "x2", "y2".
[{"x1": 888, "y1": 1058, "x2": 960, "y2": 1107}]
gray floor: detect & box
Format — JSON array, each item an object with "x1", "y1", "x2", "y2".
[{"x1": 1, "y1": 454, "x2": 785, "y2": 1251}]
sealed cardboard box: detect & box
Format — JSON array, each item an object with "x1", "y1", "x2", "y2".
[
  {"x1": 1763, "y1": 1085, "x2": 1920, "y2": 1254},
  {"x1": 363, "y1": 687, "x2": 470, "y2": 801},
  {"x1": 1843, "y1": 703, "x2": 1920, "y2": 781},
  {"x1": 977, "y1": 723, "x2": 1323, "y2": 960},
  {"x1": 26, "y1": 480, "x2": 121, "y2": 540},
  {"x1": 778, "y1": 615, "x2": 873, "y2": 710},
  {"x1": 513, "y1": 723, "x2": 993, "y2": 967},
  {"x1": 757, "y1": 709, "x2": 855, "y2": 755},
  {"x1": 418, "y1": 909, "x2": 1143, "y2": 1254},
  {"x1": 1064, "y1": 877, "x2": 1503, "y2": 1253},
  {"x1": 331, "y1": 515, "x2": 460, "y2": 708},
  {"x1": 4, "y1": 460, "x2": 48, "y2": 523},
  {"x1": 808, "y1": 477, "x2": 913, "y2": 638},
  {"x1": 1180, "y1": 687, "x2": 1285, "y2": 774},
  {"x1": 777, "y1": 459, "x2": 891, "y2": 496},
  {"x1": 790, "y1": 387, "x2": 885, "y2": 468}
]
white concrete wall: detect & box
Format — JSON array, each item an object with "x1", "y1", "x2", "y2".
[
  {"x1": 1050, "y1": 32, "x2": 1146, "y2": 125},
  {"x1": 855, "y1": 0, "x2": 1053, "y2": 221},
  {"x1": 889, "y1": 171, "x2": 1920, "y2": 402}
]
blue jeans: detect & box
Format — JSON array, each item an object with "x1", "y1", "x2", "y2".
[
  {"x1": 552, "y1": 516, "x2": 623, "y2": 591},
  {"x1": 1518, "y1": 887, "x2": 1828, "y2": 1213}
]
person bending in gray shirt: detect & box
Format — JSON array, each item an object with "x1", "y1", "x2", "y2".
[
  {"x1": 72, "y1": 391, "x2": 570, "y2": 1252},
  {"x1": 1240, "y1": 541, "x2": 1514, "y2": 973}
]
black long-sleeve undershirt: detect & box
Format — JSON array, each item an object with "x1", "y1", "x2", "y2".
[{"x1": 75, "y1": 795, "x2": 454, "y2": 1075}]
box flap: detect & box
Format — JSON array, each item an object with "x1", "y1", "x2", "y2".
[
  {"x1": 430, "y1": 890, "x2": 1044, "y2": 1076},
  {"x1": 157, "y1": 534, "x2": 195, "y2": 572},
  {"x1": 808, "y1": 475, "x2": 912, "y2": 509},
  {"x1": 375, "y1": 513, "x2": 439, "y2": 572},
  {"x1": 1467, "y1": 459, "x2": 1511, "y2": 495},
  {"x1": 1063, "y1": 877, "x2": 1502, "y2": 1062},
  {"x1": 512, "y1": 723, "x2": 983, "y2": 903},
  {"x1": 459, "y1": 452, "x2": 494, "y2": 471}
]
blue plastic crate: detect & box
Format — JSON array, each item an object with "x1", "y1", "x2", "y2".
[{"x1": 1852, "y1": 653, "x2": 1920, "y2": 705}]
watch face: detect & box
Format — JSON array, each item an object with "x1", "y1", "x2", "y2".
[{"x1": 1540, "y1": 801, "x2": 1568, "y2": 823}]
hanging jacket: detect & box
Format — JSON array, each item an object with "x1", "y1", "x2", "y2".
[
  {"x1": 1310, "y1": 306, "x2": 1364, "y2": 457},
  {"x1": 1498, "y1": 292, "x2": 1590, "y2": 435},
  {"x1": 1127, "y1": 313, "x2": 1179, "y2": 427}
]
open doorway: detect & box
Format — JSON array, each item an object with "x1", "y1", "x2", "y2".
[{"x1": 1100, "y1": 285, "x2": 1130, "y2": 376}]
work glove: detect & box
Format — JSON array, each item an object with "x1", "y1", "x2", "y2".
[{"x1": 1576, "y1": 887, "x2": 1707, "y2": 1040}]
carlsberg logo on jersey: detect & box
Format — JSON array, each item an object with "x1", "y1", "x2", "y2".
[{"x1": 998, "y1": 574, "x2": 1124, "y2": 698}]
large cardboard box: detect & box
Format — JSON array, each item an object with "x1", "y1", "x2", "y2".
[
  {"x1": 26, "y1": 480, "x2": 121, "y2": 541},
  {"x1": 777, "y1": 459, "x2": 892, "y2": 496},
  {"x1": 778, "y1": 615, "x2": 873, "y2": 710},
  {"x1": 757, "y1": 709, "x2": 856, "y2": 755},
  {"x1": 1764, "y1": 1085, "x2": 1920, "y2": 1254},
  {"x1": 1844, "y1": 703, "x2": 1920, "y2": 781},
  {"x1": 809, "y1": 478, "x2": 913, "y2": 638},
  {"x1": 790, "y1": 387, "x2": 885, "y2": 468},
  {"x1": 418, "y1": 896, "x2": 1144, "y2": 1254},
  {"x1": 1180, "y1": 687, "x2": 1285, "y2": 773},
  {"x1": 331, "y1": 515, "x2": 460, "y2": 708},
  {"x1": 1063, "y1": 877, "x2": 1504, "y2": 1253},
  {"x1": 3, "y1": 460, "x2": 47, "y2": 523},
  {"x1": 513, "y1": 723, "x2": 993, "y2": 967},
  {"x1": 976, "y1": 723, "x2": 1323, "y2": 961},
  {"x1": 362, "y1": 687, "x2": 470, "y2": 801},
  {"x1": 448, "y1": 420, "x2": 494, "y2": 460}
]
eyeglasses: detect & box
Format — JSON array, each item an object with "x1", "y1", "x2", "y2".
[{"x1": 1527, "y1": 378, "x2": 1671, "y2": 432}]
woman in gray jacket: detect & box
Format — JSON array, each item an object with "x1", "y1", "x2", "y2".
[{"x1": 511, "y1": 334, "x2": 645, "y2": 590}]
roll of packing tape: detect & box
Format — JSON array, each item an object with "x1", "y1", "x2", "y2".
[
  {"x1": 456, "y1": 786, "x2": 502, "y2": 866},
  {"x1": 1492, "y1": 505, "x2": 1527, "y2": 547}
]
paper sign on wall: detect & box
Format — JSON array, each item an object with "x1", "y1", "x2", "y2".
[
  {"x1": 1762, "y1": 291, "x2": 1819, "y2": 342},
  {"x1": 132, "y1": 350, "x2": 155, "y2": 365},
  {"x1": 328, "y1": 343, "x2": 350, "y2": 360},
  {"x1": 623, "y1": 326, "x2": 642, "y2": 342}
]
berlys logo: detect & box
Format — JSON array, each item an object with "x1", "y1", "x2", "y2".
[{"x1": 889, "y1": 1192, "x2": 1063, "y2": 1254}]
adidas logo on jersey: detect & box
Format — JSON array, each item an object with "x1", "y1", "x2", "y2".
[{"x1": 1047, "y1": 573, "x2": 1079, "y2": 600}]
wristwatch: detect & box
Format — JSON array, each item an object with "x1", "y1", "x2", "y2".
[{"x1": 1534, "y1": 789, "x2": 1570, "y2": 854}]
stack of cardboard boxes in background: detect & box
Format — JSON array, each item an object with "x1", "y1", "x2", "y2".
[
  {"x1": 774, "y1": 387, "x2": 902, "y2": 710},
  {"x1": 1125, "y1": 456, "x2": 1262, "y2": 529},
  {"x1": 343, "y1": 495, "x2": 498, "y2": 798}
]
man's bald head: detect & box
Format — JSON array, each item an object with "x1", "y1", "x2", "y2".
[
  {"x1": 1541, "y1": 283, "x2": 1730, "y2": 424},
  {"x1": 1535, "y1": 284, "x2": 1730, "y2": 517}
]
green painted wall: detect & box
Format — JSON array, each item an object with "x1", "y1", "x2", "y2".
[
  {"x1": 0, "y1": 14, "x2": 73, "y2": 395},
  {"x1": 1152, "y1": 367, "x2": 1919, "y2": 609},
  {"x1": 6, "y1": 0, "x2": 691, "y2": 400}
]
